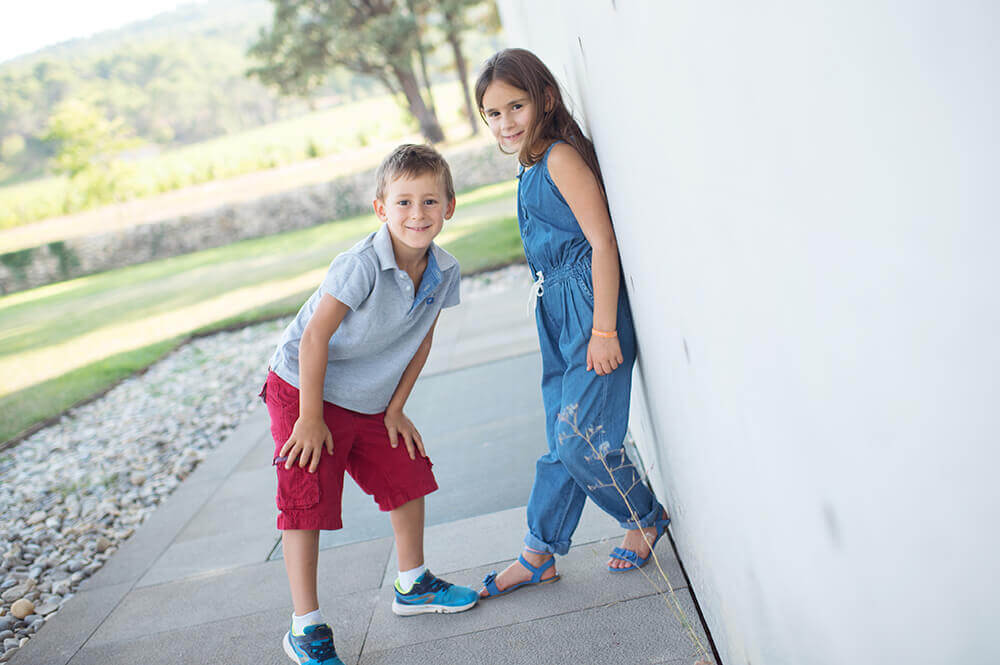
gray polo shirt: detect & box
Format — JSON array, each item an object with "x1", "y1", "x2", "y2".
[{"x1": 269, "y1": 223, "x2": 461, "y2": 414}]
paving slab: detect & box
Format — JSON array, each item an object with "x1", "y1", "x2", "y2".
[
  {"x1": 365, "y1": 531, "x2": 687, "y2": 653},
  {"x1": 88, "y1": 537, "x2": 392, "y2": 648},
  {"x1": 82, "y1": 409, "x2": 275, "y2": 592},
  {"x1": 79, "y1": 477, "x2": 221, "y2": 591},
  {"x1": 171, "y1": 465, "x2": 276, "y2": 544},
  {"x1": 236, "y1": 419, "x2": 277, "y2": 473},
  {"x1": 192, "y1": 412, "x2": 276, "y2": 481},
  {"x1": 421, "y1": 270, "x2": 538, "y2": 377},
  {"x1": 405, "y1": 352, "x2": 544, "y2": 436},
  {"x1": 359, "y1": 590, "x2": 707, "y2": 665},
  {"x1": 135, "y1": 529, "x2": 279, "y2": 588},
  {"x1": 67, "y1": 588, "x2": 378, "y2": 665},
  {"x1": 9, "y1": 582, "x2": 132, "y2": 665}
]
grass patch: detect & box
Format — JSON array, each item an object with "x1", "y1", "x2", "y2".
[
  {"x1": 0, "y1": 340, "x2": 180, "y2": 448},
  {"x1": 439, "y1": 216, "x2": 523, "y2": 274},
  {"x1": 0, "y1": 180, "x2": 520, "y2": 444},
  {"x1": 0, "y1": 81, "x2": 473, "y2": 231}
]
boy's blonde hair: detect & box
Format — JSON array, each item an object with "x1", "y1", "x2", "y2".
[{"x1": 375, "y1": 144, "x2": 456, "y2": 202}]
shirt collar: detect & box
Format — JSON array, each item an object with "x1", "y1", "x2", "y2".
[
  {"x1": 412, "y1": 244, "x2": 442, "y2": 312},
  {"x1": 429, "y1": 241, "x2": 457, "y2": 273},
  {"x1": 373, "y1": 223, "x2": 399, "y2": 272},
  {"x1": 373, "y1": 222, "x2": 458, "y2": 274}
]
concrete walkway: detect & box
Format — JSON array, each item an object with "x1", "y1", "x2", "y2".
[{"x1": 13, "y1": 271, "x2": 712, "y2": 665}]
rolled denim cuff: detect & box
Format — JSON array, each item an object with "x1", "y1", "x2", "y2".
[
  {"x1": 524, "y1": 531, "x2": 571, "y2": 556},
  {"x1": 617, "y1": 502, "x2": 664, "y2": 531}
]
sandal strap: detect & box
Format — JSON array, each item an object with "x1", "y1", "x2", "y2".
[
  {"x1": 481, "y1": 571, "x2": 501, "y2": 597},
  {"x1": 648, "y1": 516, "x2": 671, "y2": 549},
  {"x1": 517, "y1": 553, "x2": 555, "y2": 582},
  {"x1": 609, "y1": 546, "x2": 641, "y2": 565}
]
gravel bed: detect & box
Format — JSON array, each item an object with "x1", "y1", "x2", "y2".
[{"x1": 0, "y1": 264, "x2": 527, "y2": 662}]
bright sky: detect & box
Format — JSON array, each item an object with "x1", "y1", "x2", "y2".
[{"x1": 0, "y1": 0, "x2": 206, "y2": 63}]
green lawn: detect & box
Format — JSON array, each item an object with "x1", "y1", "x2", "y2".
[
  {"x1": 0, "y1": 80, "x2": 474, "y2": 230},
  {"x1": 0, "y1": 180, "x2": 521, "y2": 444}
]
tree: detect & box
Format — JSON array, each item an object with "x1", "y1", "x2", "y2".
[
  {"x1": 434, "y1": 0, "x2": 500, "y2": 136},
  {"x1": 43, "y1": 99, "x2": 138, "y2": 208},
  {"x1": 248, "y1": 0, "x2": 446, "y2": 143},
  {"x1": 43, "y1": 99, "x2": 135, "y2": 178},
  {"x1": 406, "y1": 0, "x2": 437, "y2": 118}
]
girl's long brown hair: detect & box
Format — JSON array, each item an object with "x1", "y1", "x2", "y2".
[{"x1": 475, "y1": 48, "x2": 606, "y2": 197}]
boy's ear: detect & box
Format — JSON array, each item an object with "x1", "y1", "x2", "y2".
[
  {"x1": 372, "y1": 198, "x2": 386, "y2": 220},
  {"x1": 444, "y1": 196, "x2": 456, "y2": 220}
]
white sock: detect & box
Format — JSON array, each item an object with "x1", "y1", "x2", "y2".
[
  {"x1": 291, "y1": 609, "x2": 325, "y2": 635},
  {"x1": 396, "y1": 564, "x2": 427, "y2": 593}
]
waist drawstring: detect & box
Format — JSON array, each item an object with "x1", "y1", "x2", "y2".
[
  {"x1": 525, "y1": 255, "x2": 592, "y2": 316},
  {"x1": 527, "y1": 270, "x2": 545, "y2": 316}
]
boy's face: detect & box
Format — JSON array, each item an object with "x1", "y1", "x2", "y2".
[{"x1": 373, "y1": 172, "x2": 455, "y2": 255}]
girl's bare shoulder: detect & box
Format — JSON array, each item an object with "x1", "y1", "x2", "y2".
[
  {"x1": 546, "y1": 141, "x2": 588, "y2": 178},
  {"x1": 547, "y1": 141, "x2": 583, "y2": 165}
]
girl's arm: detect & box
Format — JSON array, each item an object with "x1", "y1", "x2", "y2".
[
  {"x1": 547, "y1": 142, "x2": 624, "y2": 376},
  {"x1": 384, "y1": 312, "x2": 441, "y2": 460},
  {"x1": 281, "y1": 294, "x2": 351, "y2": 472}
]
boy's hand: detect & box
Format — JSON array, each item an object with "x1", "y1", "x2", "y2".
[
  {"x1": 280, "y1": 416, "x2": 334, "y2": 473},
  {"x1": 586, "y1": 336, "x2": 624, "y2": 376},
  {"x1": 384, "y1": 408, "x2": 426, "y2": 460}
]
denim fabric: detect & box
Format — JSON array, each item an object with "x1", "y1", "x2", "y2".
[{"x1": 518, "y1": 142, "x2": 663, "y2": 556}]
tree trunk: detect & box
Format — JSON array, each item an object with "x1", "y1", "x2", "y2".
[
  {"x1": 407, "y1": 0, "x2": 437, "y2": 116},
  {"x1": 446, "y1": 29, "x2": 478, "y2": 136},
  {"x1": 416, "y1": 48, "x2": 437, "y2": 117},
  {"x1": 392, "y1": 64, "x2": 445, "y2": 143}
]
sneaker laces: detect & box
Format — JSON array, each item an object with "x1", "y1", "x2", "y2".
[
  {"x1": 421, "y1": 571, "x2": 452, "y2": 593},
  {"x1": 297, "y1": 625, "x2": 337, "y2": 661}
]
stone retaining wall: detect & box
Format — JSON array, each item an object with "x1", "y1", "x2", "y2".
[{"x1": 0, "y1": 143, "x2": 513, "y2": 295}]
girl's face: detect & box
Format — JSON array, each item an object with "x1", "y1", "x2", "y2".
[{"x1": 481, "y1": 79, "x2": 535, "y2": 152}]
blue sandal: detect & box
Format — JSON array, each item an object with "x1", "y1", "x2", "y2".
[
  {"x1": 480, "y1": 554, "x2": 560, "y2": 599},
  {"x1": 608, "y1": 514, "x2": 671, "y2": 573}
]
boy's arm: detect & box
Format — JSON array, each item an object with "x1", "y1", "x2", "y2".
[
  {"x1": 281, "y1": 294, "x2": 351, "y2": 472},
  {"x1": 384, "y1": 313, "x2": 440, "y2": 460}
]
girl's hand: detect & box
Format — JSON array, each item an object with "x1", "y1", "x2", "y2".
[
  {"x1": 385, "y1": 408, "x2": 426, "y2": 460},
  {"x1": 280, "y1": 416, "x2": 334, "y2": 473},
  {"x1": 587, "y1": 336, "x2": 624, "y2": 376}
]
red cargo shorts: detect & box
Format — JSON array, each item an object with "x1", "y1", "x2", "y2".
[{"x1": 262, "y1": 371, "x2": 438, "y2": 531}]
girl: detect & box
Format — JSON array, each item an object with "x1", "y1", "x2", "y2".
[{"x1": 475, "y1": 48, "x2": 670, "y2": 598}]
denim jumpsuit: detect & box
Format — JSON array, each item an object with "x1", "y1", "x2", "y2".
[{"x1": 519, "y1": 141, "x2": 664, "y2": 556}]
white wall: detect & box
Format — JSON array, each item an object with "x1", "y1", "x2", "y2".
[{"x1": 494, "y1": 2, "x2": 999, "y2": 664}]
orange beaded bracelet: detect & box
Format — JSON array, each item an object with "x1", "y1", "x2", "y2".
[{"x1": 591, "y1": 328, "x2": 618, "y2": 339}]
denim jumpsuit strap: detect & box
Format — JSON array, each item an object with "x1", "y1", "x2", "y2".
[{"x1": 517, "y1": 143, "x2": 663, "y2": 557}]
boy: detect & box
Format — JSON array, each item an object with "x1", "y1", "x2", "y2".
[{"x1": 262, "y1": 144, "x2": 477, "y2": 665}]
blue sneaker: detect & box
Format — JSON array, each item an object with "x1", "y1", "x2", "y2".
[
  {"x1": 282, "y1": 623, "x2": 345, "y2": 664},
  {"x1": 391, "y1": 569, "x2": 478, "y2": 616}
]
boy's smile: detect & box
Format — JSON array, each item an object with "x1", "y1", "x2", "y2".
[{"x1": 373, "y1": 172, "x2": 455, "y2": 268}]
